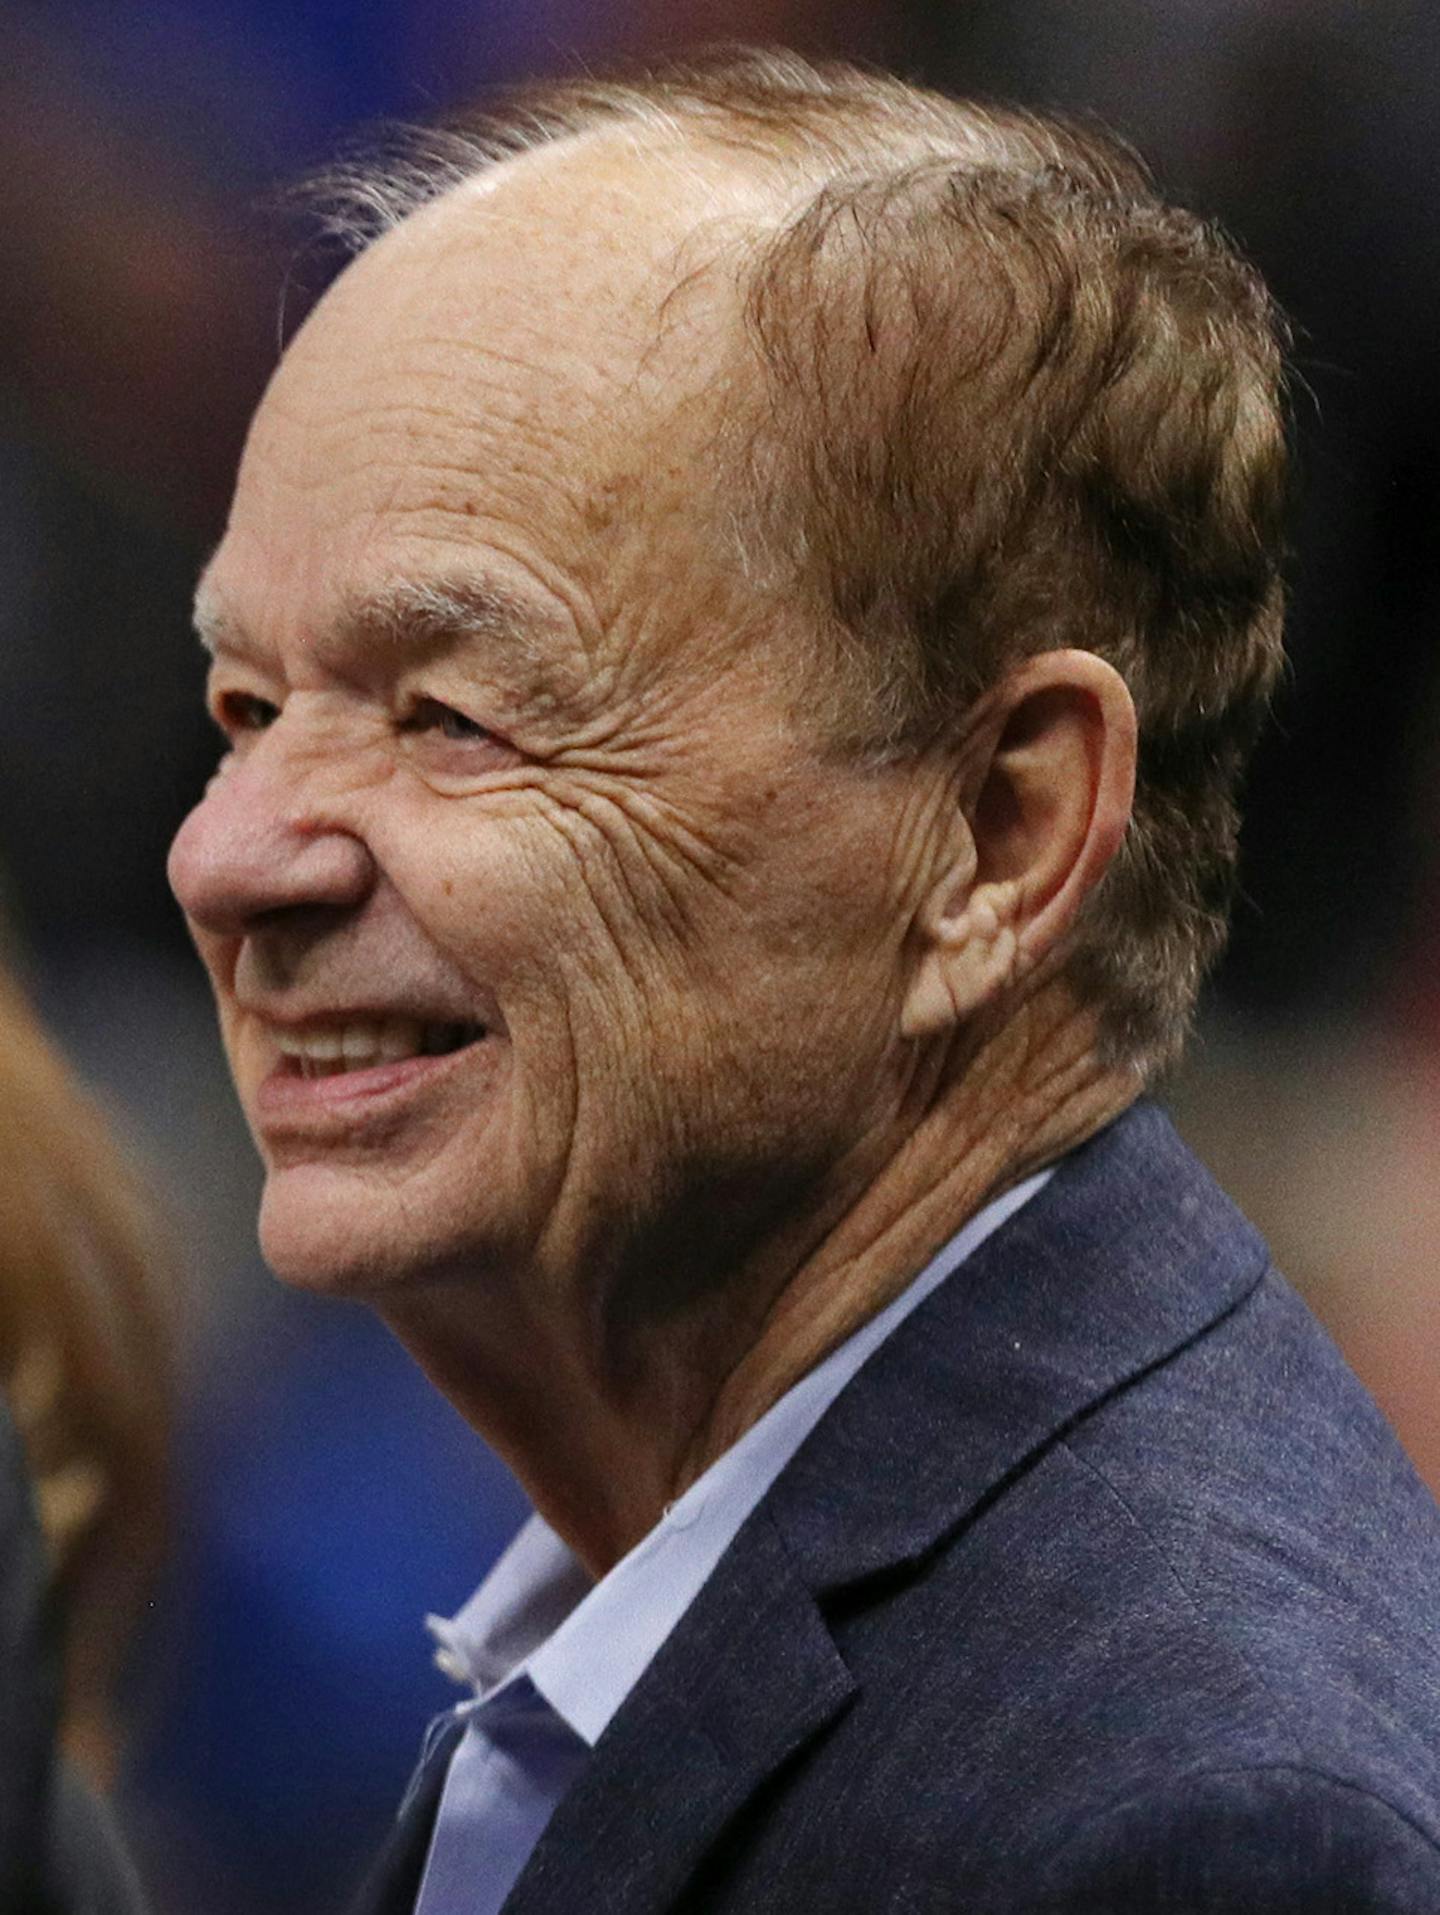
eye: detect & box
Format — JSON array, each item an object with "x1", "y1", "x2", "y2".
[
  {"x1": 396, "y1": 694, "x2": 522, "y2": 788},
  {"x1": 401, "y1": 698, "x2": 493, "y2": 744},
  {"x1": 215, "y1": 690, "x2": 280, "y2": 737}
]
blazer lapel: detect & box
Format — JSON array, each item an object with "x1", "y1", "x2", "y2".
[
  {"x1": 503, "y1": 1505, "x2": 855, "y2": 1915},
  {"x1": 348, "y1": 1715, "x2": 464, "y2": 1915}
]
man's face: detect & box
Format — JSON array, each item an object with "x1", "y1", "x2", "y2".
[{"x1": 168, "y1": 136, "x2": 949, "y2": 1305}]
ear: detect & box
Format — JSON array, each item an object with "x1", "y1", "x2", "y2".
[{"x1": 901, "y1": 650, "x2": 1136, "y2": 1041}]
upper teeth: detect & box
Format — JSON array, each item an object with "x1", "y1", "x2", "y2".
[{"x1": 275, "y1": 1018, "x2": 472, "y2": 1075}]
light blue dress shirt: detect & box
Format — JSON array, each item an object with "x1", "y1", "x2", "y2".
[{"x1": 413, "y1": 1168, "x2": 1051, "y2": 1915}]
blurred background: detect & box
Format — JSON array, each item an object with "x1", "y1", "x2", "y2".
[{"x1": 1, "y1": 1, "x2": 1436, "y2": 1908}]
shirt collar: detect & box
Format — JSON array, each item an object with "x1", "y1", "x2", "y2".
[{"x1": 427, "y1": 1165, "x2": 1052, "y2": 1747}]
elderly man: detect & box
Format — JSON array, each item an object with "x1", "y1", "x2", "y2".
[{"x1": 168, "y1": 51, "x2": 1440, "y2": 1915}]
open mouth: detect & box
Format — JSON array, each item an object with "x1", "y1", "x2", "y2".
[{"x1": 274, "y1": 1018, "x2": 485, "y2": 1080}]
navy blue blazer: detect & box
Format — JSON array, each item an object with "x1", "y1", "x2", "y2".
[{"x1": 355, "y1": 1103, "x2": 1440, "y2": 1912}]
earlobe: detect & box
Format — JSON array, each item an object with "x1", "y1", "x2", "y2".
[{"x1": 900, "y1": 888, "x2": 1021, "y2": 1040}]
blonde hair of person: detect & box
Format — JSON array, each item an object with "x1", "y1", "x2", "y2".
[{"x1": 0, "y1": 959, "x2": 172, "y2": 1780}]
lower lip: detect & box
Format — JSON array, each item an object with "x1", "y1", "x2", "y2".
[{"x1": 253, "y1": 1041, "x2": 487, "y2": 1123}]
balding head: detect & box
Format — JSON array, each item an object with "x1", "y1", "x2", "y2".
[
  {"x1": 168, "y1": 52, "x2": 1274, "y2": 1371},
  {"x1": 229, "y1": 125, "x2": 762, "y2": 643},
  {"x1": 182, "y1": 93, "x2": 1099, "y2": 1311},
  {"x1": 301, "y1": 51, "x2": 1289, "y2": 1069}
]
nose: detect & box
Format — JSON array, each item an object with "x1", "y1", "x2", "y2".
[{"x1": 168, "y1": 734, "x2": 376, "y2": 938}]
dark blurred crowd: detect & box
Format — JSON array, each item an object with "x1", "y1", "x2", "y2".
[{"x1": 1, "y1": 3, "x2": 1435, "y2": 1909}]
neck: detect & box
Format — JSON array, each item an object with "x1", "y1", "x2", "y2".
[{"x1": 380, "y1": 986, "x2": 1140, "y2": 1577}]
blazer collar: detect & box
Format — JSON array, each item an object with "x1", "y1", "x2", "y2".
[
  {"x1": 768, "y1": 1098, "x2": 1269, "y2": 1591},
  {"x1": 501, "y1": 1101, "x2": 1268, "y2": 1914}
]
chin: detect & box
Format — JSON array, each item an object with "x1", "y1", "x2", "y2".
[
  {"x1": 257, "y1": 1168, "x2": 438, "y2": 1297},
  {"x1": 256, "y1": 1158, "x2": 520, "y2": 1299}
]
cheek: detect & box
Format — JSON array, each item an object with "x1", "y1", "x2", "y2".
[
  {"x1": 706, "y1": 806, "x2": 906, "y2": 976},
  {"x1": 385, "y1": 798, "x2": 654, "y2": 1009},
  {"x1": 379, "y1": 782, "x2": 904, "y2": 1077}
]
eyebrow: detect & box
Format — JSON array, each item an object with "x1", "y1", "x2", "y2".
[
  {"x1": 192, "y1": 592, "x2": 243, "y2": 659},
  {"x1": 193, "y1": 573, "x2": 564, "y2": 680},
  {"x1": 340, "y1": 577, "x2": 554, "y2": 671}
]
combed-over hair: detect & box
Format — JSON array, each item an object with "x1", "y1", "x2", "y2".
[{"x1": 310, "y1": 49, "x2": 1290, "y2": 1071}]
